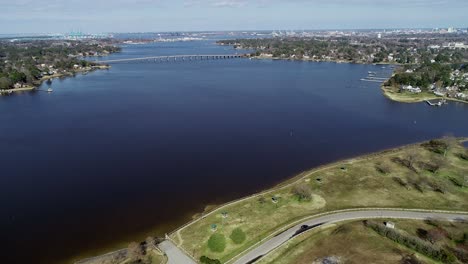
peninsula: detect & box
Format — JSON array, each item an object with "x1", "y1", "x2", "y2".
[
  {"x1": 218, "y1": 32, "x2": 468, "y2": 104},
  {"x1": 0, "y1": 39, "x2": 120, "y2": 94}
]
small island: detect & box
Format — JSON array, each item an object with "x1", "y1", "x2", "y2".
[
  {"x1": 0, "y1": 39, "x2": 120, "y2": 94},
  {"x1": 218, "y1": 33, "x2": 468, "y2": 104}
]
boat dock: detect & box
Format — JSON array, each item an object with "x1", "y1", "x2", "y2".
[
  {"x1": 360, "y1": 78, "x2": 385, "y2": 83},
  {"x1": 425, "y1": 100, "x2": 445, "y2": 107}
]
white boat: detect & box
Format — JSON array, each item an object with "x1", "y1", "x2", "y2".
[{"x1": 47, "y1": 88, "x2": 53, "y2": 93}]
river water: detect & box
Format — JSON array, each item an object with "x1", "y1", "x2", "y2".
[{"x1": 1, "y1": 40, "x2": 467, "y2": 264}]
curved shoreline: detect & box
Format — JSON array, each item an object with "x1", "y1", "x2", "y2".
[
  {"x1": 248, "y1": 55, "x2": 468, "y2": 106},
  {"x1": 381, "y1": 86, "x2": 468, "y2": 104},
  {"x1": 75, "y1": 137, "x2": 468, "y2": 264},
  {"x1": 0, "y1": 65, "x2": 110, "y2": 96},
  {"x1": 73, "y1": 140, "x2": 426, "y2": 264}
]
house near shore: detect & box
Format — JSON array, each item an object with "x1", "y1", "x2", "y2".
[{"x1": 401, "y1": 85, "x2": 421, "y2": 93}]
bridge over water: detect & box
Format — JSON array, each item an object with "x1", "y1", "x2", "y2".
[{"x1": 97, "y1": 54, "x2": 246, "y2": 64}]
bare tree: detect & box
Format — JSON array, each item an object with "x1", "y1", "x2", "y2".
[
  {"x1": 426, "y1": 228, "x2": 446, "y2": 244},
  {"x1": 146, "y1": 236, "x2": 155, "y2": 249},
  {"x1": 406, "y1": 149, "x2": 421, "y2": 168},
  {"x1": 127, "y1": 242, "x2": 144, "y2": 262},
  {"x1": 441, "y1": 135, "x2": 459, "y2": 157},
  {"x1": 292, "y1": 184, "x2": 312, "y2": 201},
  {"x1": 375, "y1": 162, "x2": 391, "y2": 174},
  {"x1": 431, "y1": 156, "x2": 447, "y2": 172}
]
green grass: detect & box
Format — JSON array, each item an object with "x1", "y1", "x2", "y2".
[
  {"x1": 256, "y1": 221, "x2": 441, "y2": 264},
  {"x1": 171, "y1": 141, "x2": 468, "y2": 263},
  {"x1": 381, "y1": 86, "x2": 468, "y2": 104},
  {"x1": 382, "y1": 86, "x2": 441, "y2": 103}
]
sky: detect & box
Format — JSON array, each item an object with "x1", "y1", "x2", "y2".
[{"x1": 1, "y1": 0, "x2": 467, "y2": 34}]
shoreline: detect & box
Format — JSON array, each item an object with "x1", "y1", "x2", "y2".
[
  {"x1": 169, "y1": 137, "x2": 468, "y2": 263},
  {"x1": 76, "y1": 137, "x2": 468, "y2": 264},
  {"x1": 249, "y1": 55, "x2": 400, "y2": 66},
  {"x1": 250, "y1": 55, "x2": 468, "y2": 105},
  {"x1": 381, "y1": 86, "x2": 468, "y2": 105},
  {"x1": 0, "y1": 65, "x2": 110, "y2": 95}
]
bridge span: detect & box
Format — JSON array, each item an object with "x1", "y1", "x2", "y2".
[{"x1": 96, "y1": 54, "x2": 246, "y2": 64}]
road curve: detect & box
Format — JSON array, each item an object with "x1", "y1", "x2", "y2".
[{"x1": 231, "y1": 210, "x2": 468, "y2": 264}]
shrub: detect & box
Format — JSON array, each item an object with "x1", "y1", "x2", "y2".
[
  {"x1": 292, "y1": 184, "x2": 312, "y2": 201},
  {"x1": 230, "y1": 228, "x2": 246, "y2": 244},
  {"x1": 421, "y1": 140, "x2": 448, "y2": 154},
  {"x1": 127, "y1": 242, "x2": 144, "y2": 262},
  {"x1": 417, "y1": 161, "x2": 440, "y2": 173},
  {"x1": 453, "y1": 248, "x2": 468, "y2": 263},
  {"x1": 364, "y1": 221, "x2": 456, "y2": 263},
  {"x1": 391, "y1": 157, "x2": 418, "y2": 173},
  {"x1": 427, "y1": 228, "x2": 447, "y2": 244},
  {"x1": 207, "y1": 233, "x2": 226, "y2": 252},
  {"x1": 257, "y1": 197, "x2": 266, "y2": 204},
  {"x1": 406, "y1": 175, "x2": 426, "y2": 193},
  {"x1": 200, "y1": 256, "x2": 221, "y2": 264},
  {"x1": 426, "y1": 180, "x2": 446, "y2": 194},
  {"x1": 457, "y1": 152, "x2": 468, "y2": 161},
  {"x1": 400, "y1": 254, "x2": 423, "y2": 264},
  {"x1": 393, "y1": 177, "x2": 408, "y2": 188},
  {"x1": 375, "y1": 162, "x2": 391, "y2": 174}
]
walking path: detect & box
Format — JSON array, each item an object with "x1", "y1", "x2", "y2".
[{"x1": 158, "y1": 240, "x2": 197, "y2": 264}]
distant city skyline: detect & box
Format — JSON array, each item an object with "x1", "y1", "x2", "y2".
[{"x1": 1, "y1": 0, "x2": 467, "y2": 34}]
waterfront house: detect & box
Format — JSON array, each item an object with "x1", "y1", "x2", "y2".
[{"x1": 401, "y1": 85, "x2": 421, "y2": 93}]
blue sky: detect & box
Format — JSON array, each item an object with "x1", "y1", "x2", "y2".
[{"x1": 1, "y1": 0, "x2": 467, "y2": 34}]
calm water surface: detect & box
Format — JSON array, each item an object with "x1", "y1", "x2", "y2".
[{"x1": 1, "y1": 41, "x2": 467, "y2": 264}]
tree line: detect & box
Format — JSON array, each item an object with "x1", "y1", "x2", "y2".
[{"x1": 0, "y1": 40, "x2": 120, "y2": 89}]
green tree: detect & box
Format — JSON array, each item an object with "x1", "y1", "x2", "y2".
[
  {"x1": 0, "y1": 76, "x2": 12, "y2": 89},
  {"x1": 207, "y1": 233, "x2": 226, "y2": 252},
  {"x1": 200, "y1": 256, "x2": 221, "y2": 264},
  {"x1": 9, "y1": 70, "x2": 27, "y2": 83},
  {"x1": 230, "y1": 228, "x2": 246, "y2": 244}
]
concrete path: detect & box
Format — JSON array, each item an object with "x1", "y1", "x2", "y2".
[
  {"x1": 232, "y1": 210, "x2": 468, "y2": 264},
  {"x1": 159, "y1": 240, "x2": 196, "y2": 264}
]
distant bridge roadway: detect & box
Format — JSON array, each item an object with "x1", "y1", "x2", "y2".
[{"x1": 96, "y1": 54, "x2": 245, "y2": 64}]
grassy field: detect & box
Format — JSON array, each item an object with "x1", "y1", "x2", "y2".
[
  {"x1": 259, "y1": 219, "x2": 468, "y2": 264},
  {"x1": 382, "y1": 86, "x2": 441, "y2": 103},
  {"x1": 171, "y1": 139, "x2": 468, "y2": 263},
  {"x1": 258, "y1": 220, "x2": 468, "y2": 264},
  {"x1": 381, "y1": 86, "x2": 468, "y2": 104}
]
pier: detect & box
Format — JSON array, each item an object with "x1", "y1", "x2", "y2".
[
  {"x1": 425, "y1": 100, "x2": 445, "y2": 107},
  {"x1": 97, "y1": 54, "x2": 245, "y2": 64},
  {"x1": 360, "y1": 78, "x2": 385, "y2": 83}
]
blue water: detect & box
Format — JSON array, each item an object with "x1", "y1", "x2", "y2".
[{"x1": 1, "y1": 41, "x2": 467, "y2": 264}]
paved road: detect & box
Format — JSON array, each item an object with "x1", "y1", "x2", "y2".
[
  {"x1": 159, "y1": 240, "x2": 196, "y2": 264},
  {"x1": 232, "y1": 210, "x2": 468, "y2": 264}
]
